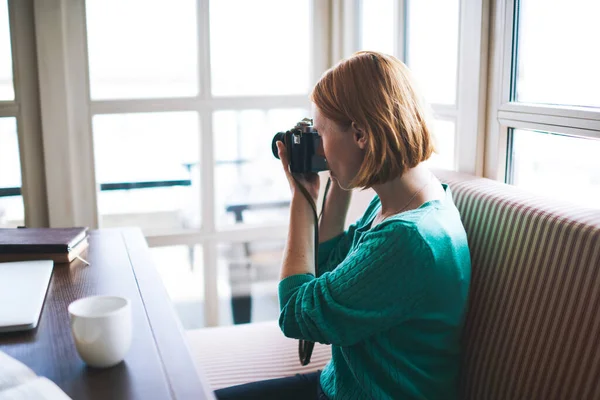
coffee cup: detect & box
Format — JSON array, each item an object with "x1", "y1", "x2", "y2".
[{"x1": 68, "y1": 295, "x2": 132, "y2": 368}]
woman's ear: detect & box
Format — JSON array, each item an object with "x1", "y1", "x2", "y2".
[{"x1": 352, "y1": 122, "x2": 367, "y2": 150}]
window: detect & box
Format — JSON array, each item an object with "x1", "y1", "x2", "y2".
[
  {"x1": 358, "y1": 0, "x2": 480, "y2": 172},
  {"x1": 508, "y1": 129, "x2": 600, "y2": 209},
  {"x1": 515, "y1": 0, "x2": 600, "y2": 108},
  {"x1": 406, "y1": 0, "x2": 460, "y2": 170},
  {"x1": 151, "y1": 245, "x2": 206, "y2": 329},
  {"x1": 0, "y1": 118, "x2": 23, "y2": 227},
  {"x1": 83, "y1": 0, "x2": 319, "y2": 326},
  {"x1": 494, "y1": 0, "x2": 600, "y2": 209},
  {"x1": 0, "y1": 2, "x2": 23, "y2": 227},
  {"x1": 151, "y1": 240, "x2": 283, "y2": 329},
  {"x1": 0, "y1": 1, "x2": 13, "y2": 100},
  {"x1": 92, "y1": 112, "x2": 201, "y2": 235},
  {"x1": 86, "y1": 0, "x2": 198, "y2": 99},
  {"x1": 216, "y1": 239, "x2": 283, "y2": 326},
  {"x1": 213, "y1": 108, "x2": 306, "y2": 227},
  {"x1": 407, "y1": 0, "x2": 459, "y2": 106},
  {"x1": 209, "y1": 0, "x2": 310, "y2": 97},
  {"x1": 21, "y1": 0, "x2": 599, "y2": 327},
  {"x1": 428, "y1": 119, "x2": 456, "y2": 171},
  {"x1": 359, "y1": 0, "x2": 395, "y2": 56}
]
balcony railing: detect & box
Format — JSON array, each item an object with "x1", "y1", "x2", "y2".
[{"x1": 0, "y1": 179, "x2": 193, "y2": 198}]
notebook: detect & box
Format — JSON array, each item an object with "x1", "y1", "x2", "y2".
[
  {"x1": 0, "y1": 260, "x2": 53, "y2": 333},
  {"x1": 0, "y1": 228, "x2": 88, "y2": 264},
  {"x1": 0, "y1": 228, "x2": 88, "y2": 253}
]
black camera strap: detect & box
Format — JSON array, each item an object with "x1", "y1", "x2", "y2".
[{"x1": 291, "y1": 175, "x2": 332, "y2": 366}]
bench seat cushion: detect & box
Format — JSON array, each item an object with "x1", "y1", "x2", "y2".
[{"x1": 186, "y1": 320, "x2": 331, "y2": 390}]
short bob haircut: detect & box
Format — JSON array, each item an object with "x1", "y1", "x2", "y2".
[{"x1": 310, "y1": 50, "x2": 435, "y2": 189}]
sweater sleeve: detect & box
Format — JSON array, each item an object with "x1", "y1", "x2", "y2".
[
  {"x1": 316, "y1": 195, "x2": 380, "y2": 277},
  {"x1": 316, "y1": 223, "x2": 358, "y2": 277},
  {"x1": 278, "y1": 223, "x2": 434, "y2": 347}
]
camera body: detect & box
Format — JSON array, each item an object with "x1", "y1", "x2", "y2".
[{"x1": 272, "y1": 118, "x2": 328, "y2": 174}]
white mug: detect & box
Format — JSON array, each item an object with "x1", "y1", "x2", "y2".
[{"x1": 68, "y1": 295, "x2": 132, "y2": 368}]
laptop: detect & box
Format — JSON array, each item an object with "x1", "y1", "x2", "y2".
[{"x1": 0, "y1": 260, "x2": 53, "y2": 333}]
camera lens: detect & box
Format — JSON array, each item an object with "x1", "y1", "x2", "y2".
[{"x1": 272, "y1": 132, "x2": 285, "y2": 159}]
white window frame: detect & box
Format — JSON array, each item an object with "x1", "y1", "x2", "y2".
[
  {"x1": 485, "y1": 0, "x2": 600, "y2": 181},
  {"x1": 1, "y1": 0, "x2": 47, "y2": 228},
  {"x1": 33, "y1": 0, "x2": 329, "y2": 326},
  {"x1": 353, "y1": 0, "x2": 489, "y2": 176}
]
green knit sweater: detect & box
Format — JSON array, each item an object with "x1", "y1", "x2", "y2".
[{"x1": 278, "y1": 184, "x2": 471, "y2": 399}]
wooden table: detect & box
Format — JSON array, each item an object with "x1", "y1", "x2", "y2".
[{"x1": 0, "y1": 228, "x2": 215, "y2": 400}]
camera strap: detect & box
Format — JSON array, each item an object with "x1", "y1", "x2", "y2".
[{"x1": 291, "y1": 175, "x2": 332, "y2": 366}]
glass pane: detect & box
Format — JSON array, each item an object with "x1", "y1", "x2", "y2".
[
  {"x1": 0, "y1": 1, "x2": 14, "y2": 100},
  {"x1": 516, "y1": 0, "x2": 600, "y2": 108},
  {"x1": 359, "y1": 0, "x2": 395, "y2": 55},
  {"x1": 0, "y1": 118, "x2": 24, "y2": 227},
  {"x1": 217, "y1": 239, "x2": 283, "y2": 325},
  {"x1": 151, "y1": 240, "x2": 283, "y2": 328},
  {"x1": 152, "y1": 245, "x2": 206, "y2": 329},
  {"x1": 426, "y1": 119, "x2": 456, "y2": 170},
  {"x1": 407, "y1": 0, "x2": 459, "y2": 105},
  {"x1": 511, "y1": 129, "x2": 600, "y2": 209},
  {"x1": 210, "y1": 0, "x2": 310, "y2": 96},
  {"x1": 214, "y1": 108, "x2": 308, "y2": 226},
  {"x1": 93, "y1": 112, "x2": 201, "y2": 235},
  {"x1": 86, "y1": 0, "x2": 198, "y2": 100}
]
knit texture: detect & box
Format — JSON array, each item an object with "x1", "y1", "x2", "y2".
[{"x1": 278, "y1": 184, "x2": 471, "y2": 399}]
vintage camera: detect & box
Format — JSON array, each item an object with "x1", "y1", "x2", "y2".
[{"x1": 271, "y1": 118, "x2": 328, "y2": 174}]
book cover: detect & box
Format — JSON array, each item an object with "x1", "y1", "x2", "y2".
[
  {"x1": 0, "y1": 228, "x2": 88, "y2": 254},
  {"x1": 0, "y1": 240, "x2": 89, "y2": 264}
]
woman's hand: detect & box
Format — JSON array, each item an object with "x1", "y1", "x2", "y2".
[{"x1": 276, "y1": 141, "x2": 320, "y2": 203}]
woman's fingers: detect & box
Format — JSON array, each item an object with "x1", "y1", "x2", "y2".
[
  {"x1": 277, "y1": 141, "x2": 319, "y2": 201},
  {"x1": 277, "y1": 141, "x2": 291, "y2": 178}
]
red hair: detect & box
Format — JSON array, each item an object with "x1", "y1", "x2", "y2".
[{"x1": 310, "y1": 51, "x2": 435, "y2": 188}]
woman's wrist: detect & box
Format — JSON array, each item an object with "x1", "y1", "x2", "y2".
[{"x1": 291, "y1": 190, "x2": 318, "y2": 214}]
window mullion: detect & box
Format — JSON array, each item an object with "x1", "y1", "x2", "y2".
[
  {"x1": 497, "y1": 118, "x2": 600, "y2": 141},
  {"x1": 199, "y1": 110, "x2": 215, "y2": 236},
  {"x1": 431, "y1": 104, "x2": 458, "y2": 119},
  {"x1": 90, "y1": 96, "x2": 310, "y2": 115},
  {"x1": 311, "y1": 0, "x2": 330, "y2": 81},
  {"x1": 498, "y1": 110, "x2": 600, "y2": 134},
  {"x1": 484, "y1": 0, "x2": 514, "y2": 180},
  {"x1": 455, "y1": 0, "x2": 488, "y2": 176},
  {"x1": 197, "y1": 0, "x2": 219, "y2": 327},
  {"x1": 500, "y1": 0, "x2": 517, "y2": 105},
  {"x1": 0, "y1": 103, "x2": 17, "y2": 116},
  {"x1": 499, "y1": 102, "x2": 600, "y2": 121},
  {"x1": 396, "y1": 0, "x2": 407, "y2": 62},
  {"x1": 146, "y1": 224, "x2": 289, "y2": 248},
  {"x1": 198, "y1": 0, "x2": 212, "y2": 100}
]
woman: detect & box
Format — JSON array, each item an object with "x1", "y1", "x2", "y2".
[{"x1": 216, "y1": 51, "x2": 471, "y2": 399}]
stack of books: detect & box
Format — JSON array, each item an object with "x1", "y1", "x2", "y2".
[{"x1": 0, "y1": 227, "x2": 89, "y2": 264}]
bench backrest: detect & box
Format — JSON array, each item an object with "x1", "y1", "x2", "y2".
[{"x1": 437, "y1": 170, "x2": 600, "y2": 400}]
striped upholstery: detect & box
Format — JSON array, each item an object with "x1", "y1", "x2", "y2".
[
  {"x1": 187, "y1": 170, "x2": 600, "y2": 398},
  {"x1": 435, "y1": 170, "x2": 600, "y2": 400},
  {"x1": 187, "y1": 320, "x2": 331, "y2": 390}
]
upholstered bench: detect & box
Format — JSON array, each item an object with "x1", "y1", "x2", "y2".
[{"x1": 187, "y1": 170, "x2": 600, "y2": 399}]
